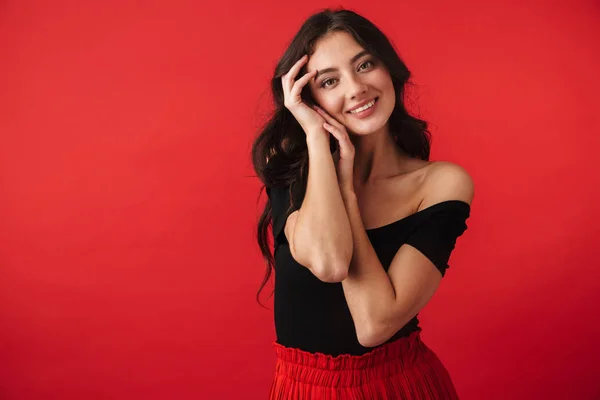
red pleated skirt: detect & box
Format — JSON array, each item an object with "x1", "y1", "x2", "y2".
[{"x1": 269, "y1": 331, "x2": 459, "y2": 399}]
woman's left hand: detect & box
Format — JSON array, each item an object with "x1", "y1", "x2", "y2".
[{"x1": 313, "y1": 105, "x2": 355, "y2": 194}]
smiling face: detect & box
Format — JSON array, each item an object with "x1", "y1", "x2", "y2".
[{"x1": 306, "y1": 30, "x2": 395, "y2": 136}]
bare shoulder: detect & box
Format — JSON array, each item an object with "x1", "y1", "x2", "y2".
[{"x1": 419, "y1": 161, "x2": 474, "y2": 210}]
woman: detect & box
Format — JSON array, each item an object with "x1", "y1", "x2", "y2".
[{"x1": 252, "y1": 8, "x2": 474, "y2": 399}]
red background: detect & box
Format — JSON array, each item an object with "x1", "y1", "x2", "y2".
[{"x1": 1, "y1": 1, "x2": 599, "y2": 399}]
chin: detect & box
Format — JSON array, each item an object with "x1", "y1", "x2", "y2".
[{"x1": 347, "y1": 117, "x2": 389, "y2": 136}]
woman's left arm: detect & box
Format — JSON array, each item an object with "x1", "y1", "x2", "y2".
[{"x1": 340, "y1": 164, "x2": 474, "y2": 348}]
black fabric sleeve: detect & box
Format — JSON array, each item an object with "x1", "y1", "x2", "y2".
[
  {"x1": 267, "y1": 185, "x2": 300, "y2": 247},
  {"x1": 404, "y1": 201, "x2": 471, "y2": 277}
]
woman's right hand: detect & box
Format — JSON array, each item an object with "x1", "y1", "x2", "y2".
[{"x1": 281, "y1": 54, "x2": 326, "y2": 139}]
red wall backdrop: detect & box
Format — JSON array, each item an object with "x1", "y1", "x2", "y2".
[{"x1": 1, "y1": 1, "x2": 599, "y2": 399}]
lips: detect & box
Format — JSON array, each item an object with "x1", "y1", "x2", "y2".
[{"x1": 347, "y1": 97, "x2": 378, "y2": 113}]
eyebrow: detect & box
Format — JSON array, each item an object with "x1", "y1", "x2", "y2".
[{"x1": 313, "y1": 50, "x2": 371, "y2": 81}]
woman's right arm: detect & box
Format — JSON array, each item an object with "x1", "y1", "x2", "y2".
[
  {"x1": 279, "y1": 53, "x2": 353, "y2": 282},
  {"x1": 285, "y1": 132, "x2": 353, "y2": 283}
]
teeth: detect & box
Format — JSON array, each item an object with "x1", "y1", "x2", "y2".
[{"x1": 350, "y1": 99, "x2": 376, "y2": 114}]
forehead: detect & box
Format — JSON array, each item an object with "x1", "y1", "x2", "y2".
[{"x1": 307, "y1": 31, "x2": 365, "y2": 69}]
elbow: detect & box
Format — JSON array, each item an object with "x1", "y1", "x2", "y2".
[
  {"x1": 315, "y1": 231, "x2": 353, "y2": 283},
  {"x1": 356, "y1": 321, "x2": 393, "y2": 348},
  {"x1": 311, "y1": 243, "x2": 352, "y2": 283},
  {"x1": 312, "y1": 259, "x2": 349, "y2": 283}
]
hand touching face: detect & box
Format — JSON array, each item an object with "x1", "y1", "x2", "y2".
[{"x1": 306, "y1": 31, "x2": 395, "y2": 137}]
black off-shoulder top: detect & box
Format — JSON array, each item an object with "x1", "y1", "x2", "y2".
[{"x1": 267, "y1": 185, "x2": 471, "y2": 356}]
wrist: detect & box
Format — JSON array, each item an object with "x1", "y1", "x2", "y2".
[
  {"x1": 340, "y1": 187, "x2": 356, "y2": 202},
  {"x1": 305, "y1": 129, "x2": 328, "y2": 144},
  {"x1": 306, "y1": 132, "x2": 333, "y2": 157}
]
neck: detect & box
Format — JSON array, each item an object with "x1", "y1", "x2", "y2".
[{"x1": 350, "y1": 126, "x2": 411, "y2": 186}]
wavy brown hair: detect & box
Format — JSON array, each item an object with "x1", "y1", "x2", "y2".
[{"x1": 251, "y1": 8, "x2": 431, "y2": 305}]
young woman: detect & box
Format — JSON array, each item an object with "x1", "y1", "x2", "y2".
[{"x1": 252, "y1": 8, "x2": 474, "y2": 399}]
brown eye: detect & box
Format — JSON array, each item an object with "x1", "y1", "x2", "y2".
[
  {"x1": 321, "y1": 78, "x2": 336, "y2": 88},
  {"x1": 359, "y1": 60, "x2": 375, "y2": 71}
]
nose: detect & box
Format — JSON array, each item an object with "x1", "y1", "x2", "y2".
[{"x1": 347, "y1": 74, "x2": 368, "y2": 99}]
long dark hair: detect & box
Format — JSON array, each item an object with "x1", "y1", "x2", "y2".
[{"x1": 251, "y1": 8, "x2": 431, "y2": 305}]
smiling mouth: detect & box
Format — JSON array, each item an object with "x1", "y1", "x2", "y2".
[{"x1": 347, "y1": 97, "x2": 378, "y2": 114}]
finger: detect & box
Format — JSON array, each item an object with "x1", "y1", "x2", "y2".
[
  {"x1": 290, "y1": 70, "x2": 317, "y2": 99},
  {"x1": 323, "y1": 122, "x2": 342, "y2": 141},
  {"x1": 314, "y1": 106, "x2": 344, "y2": 128},
  {"x1": 323, "y1": 122, "x2": 340, "y2": 142},
  {"x1": 282, "y1": 55, "x2": 309, "y2": 87},
  {"x1": 281, "y1": 75, "x2": 289, "y2": 94},
  {"x1": 324, "y1": 123, "x2": 354, "y2": 152}
]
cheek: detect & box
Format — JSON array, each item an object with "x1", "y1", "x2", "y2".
[
  {"x1": 373, "y1": 70, "x2": 394, "y2": 89},
  {"x1": 317, "y1": 97, "x2": 343, "y2": 115}
]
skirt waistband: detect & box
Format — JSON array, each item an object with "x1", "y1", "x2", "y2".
[
  {"x1": 270, "y1": 331, "x2": 459, "y2": 397},
  {"x1": 273, "y1": 331, "x2": 425, "y2": 371}
]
